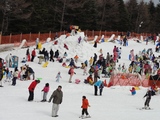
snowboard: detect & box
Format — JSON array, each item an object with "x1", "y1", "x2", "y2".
[{"x1": 0, "y1": 85, "x2": 3, "y2": 87}]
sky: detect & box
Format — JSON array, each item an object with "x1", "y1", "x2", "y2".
[{"x1": 0, "y1": 32, "x2": 160, "y2": 120}]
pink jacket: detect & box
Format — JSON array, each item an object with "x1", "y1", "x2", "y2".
[{"x1": 42, "y1": 86, "x2": 49, "y2": 93}]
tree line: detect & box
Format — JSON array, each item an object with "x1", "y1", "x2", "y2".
[{"x1": 0, "y1": 0, "x2": 160, "y2": 35}]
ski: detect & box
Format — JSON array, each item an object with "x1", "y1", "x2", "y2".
[
  {"x1": 79, "y1": 116, "x2": 91, "y2": 119},
  {"x1": 137, "y1": 107, "x2": 153, "y2": 110}
]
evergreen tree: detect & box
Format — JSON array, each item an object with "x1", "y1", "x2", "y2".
[
  {"x1": 0, "y1": 0, "x2": 33, "y2": 35},
  {"x1": 125, "y1": 0, "x2": 138, "y2": 32},
  {"x1": 148, "y1": 1, "x2": 156, "y2": 32},
  {"x1": 116, "y1": 0, "x2": 130, "y2": 32},
  {"x1": 154, "y1": 4, "x2": 160, "y2": 32},
  {"x1": 97, "y1": 0, "x2": 119, "y2": 31}
]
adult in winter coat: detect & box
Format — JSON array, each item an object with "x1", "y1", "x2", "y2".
[
  {"x1": 80, "y1": 96, "x2": 90, "y2": 119},
  {"x1": 12, "y1": 67, "x2": 19, "y2": 86},
  {"x1": 28, "y1": 80, "x2": 40, "y2": 101},
  {"x1": 26, "y1": 48, "x2": 30, "y2": 61},
  {"x1": 49, "y1": 49, "x2": 54, "y2": 62},
  {"x1": 143, "y1": 88, "x2": 152, "y2": 109},
  {"x1": 93, "y1": 70, "x2": 100, "y2": 96},
  {"x1": 26, "y1": 66, "x2": 35, "y2": 80},
  {"x1": 0, "y1": 58, "x2": 4, "y2": 87},
  {"x1": 48, "y1": 85, "x2": 63, "y2": 117},
  {"x1": 31, "y1": 48, "x2": 36, "y2": 62},
  {"x1": 54, "y1": 50, "x2": 59, "y2": 58},
  {"x1": 92, "y1": 53, "x2": 97, "y2": 66}
]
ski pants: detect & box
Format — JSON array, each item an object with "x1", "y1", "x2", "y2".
[
  {"x1": 144, "y1": 98, "x2": 151, "y2": 107},
  {"x1": 82, "y1": 108, "x2": 89, "y2": 115},
  {"x1": 43, "y1": 92, "x2": 48, "y2": 100},
  {"x1": 28, "y1": 90, "x2": 34, "y2": 101},
  {"x1": 52, "y1": 103, "x2": 59, "y2": 117},
  {"x1": 94, "y1": 85, "x2": 98, "y2": 95}
]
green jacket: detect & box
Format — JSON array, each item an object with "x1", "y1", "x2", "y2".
[{"x1": 49, "y1": 89, "x2": 63, "y2": 104}]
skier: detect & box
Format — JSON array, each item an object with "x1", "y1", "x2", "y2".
[
  {"x1": 143, "y1": 88, "x2": 152, "y2": 109},
  {"x1": 80, "y1": 96, "x2": 91, "y2": 119}
]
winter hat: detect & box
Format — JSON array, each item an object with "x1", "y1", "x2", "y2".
[{"x1": 82, "y1": 96, "x2": 86, "y2": 99}]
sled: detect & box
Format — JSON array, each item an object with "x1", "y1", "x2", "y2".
[{"x1": 42, "y1": 61, "x2": 48, "y2": 68}]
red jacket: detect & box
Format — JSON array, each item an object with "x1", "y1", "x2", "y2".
[
  {"x1": 32, "y1": 50, "x2": 36, "y2": 56},
  {"x1": 28, "y1": 80, "x2": 38, "y2": 91},
  {"x1": 82, "y1": 98, "x2": 89, "y2": 109},
  {"x1": 42, "y1": 86, "x2": 49, "y2": 93}
]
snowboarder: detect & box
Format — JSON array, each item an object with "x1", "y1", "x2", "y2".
[{"x1": 80, "y1": 96, "x2": 91, "y2": 119}]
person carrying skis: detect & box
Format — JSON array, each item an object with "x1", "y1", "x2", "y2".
[
  {"x1": 80, "y1": 96, "x2": 91, "y2": 119},
  {"x1": 143, "y1": 88, "x2": 152, "y2": 109}
]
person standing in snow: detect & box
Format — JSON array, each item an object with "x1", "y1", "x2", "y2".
[
  {"x1": 28, "y1": 80, "x2": 40, "y2": 101},
  {"x1": 49, "y1": 49, "x2": 54, "y2": 62},
  {"x1": 56, "y1": 72, "x2": 62, "y2": 82},
  {"x1": 31, "y1": 48, "x2": 36, "y2": 62},
  {"x1": 11, "y1": 67, "x2": 19, "y2": 86},
  {"x1": 0, "y1": 58, "x2": 4, "y2": 87},
  {"x1": 41, "y1": 83, "x2": 49, "y2": 102},
  {"x1": 143, "y1": 88, "x2": 152, "y2": 109},
  {"x1": 48, "y1": 85, "x2": 63, "y2": 117},
  {"x1": 26, "y1": 48, "x2": 30, "y2": 61},
  {"x1": 68, "y1": 66, "x2": 76, "y2": 83},
  {"x1": 80, "y1": 96, "x2": 91, "y2": 119}
]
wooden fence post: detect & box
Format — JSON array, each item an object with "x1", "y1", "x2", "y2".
[
  {"x1": 38, "y1": 32, "x2": 40, "y2": 40},
  {"x1": 99, "y1": 30, "x2": 101, "y2": 37},
  {"x1": 92, "y1": 30, "x2": 94, "y2": 37},
  {"x1": 29, "y1": 32, "x2": 31, "y2": 41},
  {"x1": 49, "y1": 31, "x2": 51, "y2": 38},
  {"x1": 20, "y1": 33, "x2": 22, "y2": 42},
  {"x1": 0, "y1": 31, "x2": 1, "y2": 44},
  {"x1": 9, "y1": 33, "x2": 12, "y2": 43}
]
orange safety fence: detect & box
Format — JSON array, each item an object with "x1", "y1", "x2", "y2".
[
  {"x1": 0, "y1": 31, "x2": 152, "y2": 45},
  {"x1": 108, "y1": 73, "x2": 149, "y2": 87}
]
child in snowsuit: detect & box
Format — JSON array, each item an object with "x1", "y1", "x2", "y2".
[
  {"x1": 143, "y1": 88, "x2": 152, "y2": 109},
  {"x1": 41, "y1": 83, "x2": 49, "y2": 102},
  {"x1": 56, "y1": 72, "x2": 62, "y2": 82},
  {"x1": 130, "y1": 87, "x2": 136, "y2": 95},
  {"x1": 80, "y1": 96, "x2": 91, "y2": 119}
]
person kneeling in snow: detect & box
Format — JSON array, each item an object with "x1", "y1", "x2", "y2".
[{"x1": 130, "y1": 87, "x2": 136, "y2": 95}]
